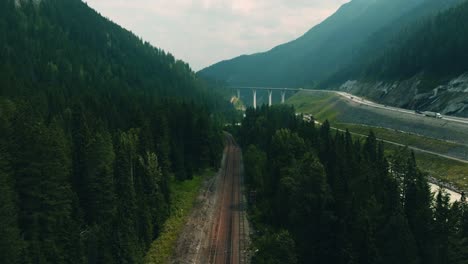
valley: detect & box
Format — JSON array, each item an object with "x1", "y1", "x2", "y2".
[
  {"x1": 161, "y1": 135, "x2": 250, "y2": 264},
  {"x1": 2, "y1": 0, "x2": 468, "y2": 263}
]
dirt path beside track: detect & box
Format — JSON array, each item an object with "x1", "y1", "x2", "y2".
[{"x1": 170, "y1": 135, "x2": 249, "y2": 264}]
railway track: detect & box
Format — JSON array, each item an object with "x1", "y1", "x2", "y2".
[
  {"x1": 206, "y1": 135, "x2": 244, "y2": 264},
  {"x1": 238, "y1": 153, "x2": 247, "y2": 264}
]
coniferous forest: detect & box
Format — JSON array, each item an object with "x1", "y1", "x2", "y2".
[
  {"x1": 362, "y1": 0, "x2": 468, "y2": 82},
  {"x1": 0, "y1": 0, "x2": 227, "y2": 263},
  {"x1": 320, "y1": 0, "x2": 468, "y2": 89},
  {"x1": 3, "y1": 0, "x2": 468, "y2": 263},
  {"x1": 239, "y1": 106, "x2": 468, "y2": 264}
]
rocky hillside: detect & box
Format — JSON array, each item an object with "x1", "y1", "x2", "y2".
[
  {"x1": 339, "y1": 75, "x2": 468, "y2": 117},
  {"x1": 337, "y1": 0, "x2": 468, "y2": 117}
]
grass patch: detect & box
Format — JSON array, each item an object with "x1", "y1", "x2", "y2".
[
  {"x1": 288, "y1": 91, "x2": 340, "y2": 122},
  {"x1": 289, "y1": 91, "x2": 467, "y2": 156},
  {"x1": 145, "y1": 169, "x2": 214, "y2": 264},
  {"x1": 330, "y1": 126, "x2": 468, "y2": 191},
  {"x1": 335, "y1": 123, "x2": 459, "y2": 155},
  {"x1": 414, "y1": 152, "x2": 468, "y2": 191},
  {"x1": 382, "y1": 142, "x2": 468, "y2": 192},
  {"x1": 288, "y1": 91, "x2": 468, "y2": 191}
]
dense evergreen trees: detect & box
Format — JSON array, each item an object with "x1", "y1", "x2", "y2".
[
  {"x1": 0, "y1": 0, "x2": 225, "y2": 263},
  {"x1": 363, "y1": 0, "x2": 468, "y2": 84},
  {"x1": 241, "y1": 105, "x2": 468, "y2": 264},
  {"x1": 324, "y1": 0, "x2": 468, "y2": 90},
  {"x1": 0, "y1": 104, "x2": 22, "y2": 262},
  {"x1": 0, "y1": 101, "x2": 223, "y2": 264}
]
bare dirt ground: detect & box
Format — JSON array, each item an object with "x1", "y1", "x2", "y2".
[
  {"x1": 429, "y1": 183, "x2": 462, "y2": 204},
  {"x1": 170, "y1": 135, "x2": 250, "y2": 264}
]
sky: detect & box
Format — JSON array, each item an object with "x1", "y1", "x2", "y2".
[{"x1": 84, "y1": 0, "x2": 349, "y2": 71}]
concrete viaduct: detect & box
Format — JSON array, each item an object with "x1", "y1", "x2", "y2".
[{"x1": 230, "y1": 87, "x2": 303, "y2": 109}]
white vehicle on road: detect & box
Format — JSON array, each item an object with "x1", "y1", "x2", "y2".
[{"x1": 422, "y1": 111, "x2": 443, "y2": 119}]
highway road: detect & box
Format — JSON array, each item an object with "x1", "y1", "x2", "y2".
[
  {"x1": 333, "y1": 91, "x2": 468, "y2": 125},
  {"x1": 301, "y1": 89, "x2": 468, "y2": 125}
]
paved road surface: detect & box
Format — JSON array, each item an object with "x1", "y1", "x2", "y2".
[
  {"x1": 302, "y1": 89, "x2": 468, "y2": 125},
  {"x1": 334, "y1": 91, "x2": 468, "y2": 125}
]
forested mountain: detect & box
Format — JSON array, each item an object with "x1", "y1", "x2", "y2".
[
  {"x1": 240, "y1": 106, "x2": 468, "y2": 264},
  {"x1": 329, "y1": 0, "x2": 468, "y2": 116},
  {"x1": 322, "y1": 0, "x2": 467, "y2": 86},
  {"x1": 0, "y1": 0, "x2": 221, "y2": 102},
  {"x1": 0, "y1": 0, "x2": 226, "y2": 263},
  {"x1": 199, "y1": 0, "x2": 462, "y2": 88},
  {"x1": 362, "y1": 1, "x2": 468, "y2": 82}
]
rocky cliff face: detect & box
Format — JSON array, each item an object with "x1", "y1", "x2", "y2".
[{"x1": 338, "y1": 74, "x2": 468, "y2": 117}]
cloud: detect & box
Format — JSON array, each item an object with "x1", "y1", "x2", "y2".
[{"x1": 84, "y1": 0, "x2": 349, "y2": 71}]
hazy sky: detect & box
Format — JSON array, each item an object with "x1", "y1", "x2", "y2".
[{"x1": 84, "y1": 0, "x2": 349, "y2": 71}]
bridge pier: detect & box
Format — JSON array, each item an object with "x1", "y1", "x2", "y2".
[
  {"x1": 268, "y1": 90, "x2": 272, "y2": 106},
  {"x1": 227, "y1": 87, "x2": 300, "y2": 107},
  {"x1": 253, "y1": 89, "x2": 257, "y2": 109}
]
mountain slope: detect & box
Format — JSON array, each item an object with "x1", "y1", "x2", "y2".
[
  {"x1": 322, "y1": 0, "x2": 466, "y2": 87},
  {"x1": 199, "y1": 0, "x2": 461, "y2": 88},
  {"x1": 0, "y1": 0, "x2": 226, "y2": 263},
  {"x1": 335, "y1": 0, "x2": 468, "y2": 116},
  {"x1": 364, "y1": 1, "x2": 468, "y2": 80},
  {"x1": 0, "y1": 0, "x2": 218, "y2": 104}
]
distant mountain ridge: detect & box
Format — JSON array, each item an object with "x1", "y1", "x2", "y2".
[
  {"x1": 336, "y1": 0, "x2": 468, "y2": 117},
  {"x1": 199, "y1": 0, "x2": 462, "y2": 88}
]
